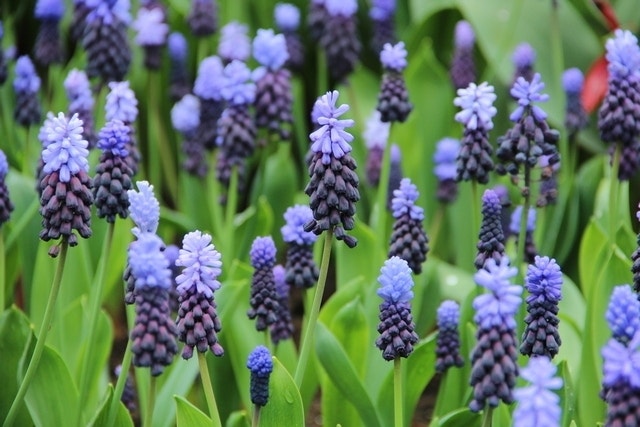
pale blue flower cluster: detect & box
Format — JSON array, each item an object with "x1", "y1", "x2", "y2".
[
  {"x1": 171, "y1": 94, "x2": 200, "y2": 134},
  {"x1": 309, "y1": 90, "x2": 355, "y2": 164},
  {"x1": 127, "y1": 180, "x2": 160, "y2": 235},
  {"x1": 133, "y1": 6, "x2": 168, "y2": 46},
  {"x1": 41, "y1": 112, "x2": 89, "y2": 182},
  {"x1": 105, "y1": 81, "x2": 138, "y2": 123},
  {"x1": 193, "y1": 56, "x2": 225, "y2": 101},
  {"x1": 377, "y1": 256, "x2": 414, "y2": 304},
  {"x1": 510, "y1": 73, "x2": 549, "y2": 122},
  {"x1": 473, "y1": 257, "x2": 522, "y2": 329},
  {"x1": 391, "y1": 178, "x2": 424, "y2": 221},
  {"x1": 453, "y1": 82, "x2": 497, "y2": 130},
  {"x1": 253, "y1": 29, "x2": 288, "y2": 71},
  {"x1": 513, "y1": 357, "x2": 563, "y2": 427},
  {"x1": 175, "y1": 230, "x2": 222, "y2": 298}
]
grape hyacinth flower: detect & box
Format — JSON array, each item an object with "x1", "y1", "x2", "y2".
[
  {"x1": 606, "y1": 285, "x2": 640, "y2": 344},
  {"x1": 71, "y1": 0, "x2": 91, "y2": 42},
  {"x1": 93, "y1": 120, "x2": 133, "y2": 223},
  {"x1": 188, "y1": 0, "x2": 217, "y2": 37},
  {"x1": 469, "y1": 257, "x2": 522, "y2": 412},
  {"x1": 433, "y1": 137, "x2": 460, "y2": 203},
  {"x1": 164, "y1": 243, "x2": 180, "y2": 313},
  {"x1": 34, "y1": 0, "x2": 65, "y2": 66},
  {"x1": 520, "y1": 256, "x2": 562, "y2": 358},
  {"x1": 369, "y1": 0, "x2": 396, "y2": 55},
  {"x1": 123, "y1": 181, "x2": 160, "y2": 304},
  {"x1": 375, "y1": 257, "x2": 419, "y2": 360},
  {"x1": 247, "y1": 345, "x2": 273, "y2": 407},
  {"x1": 453, "y1": 82, "x2": 497, "y2": 184},
  {"x1": 218, "y1": 22, "x2": 251, "y2": 64},
  {"x1": 319, "y1": 0, "x2": 361, "y2": 84},
  {"x1": 435, "y1": 300, "x2": 464, "y2": 373},
  {"x1": 13, "y1": 56, "x2": 42, "y2": 127},
  {"x1": 377, "y1": 42, "x2": 412, "y2": 123},
  {"x1": 105, "y1": 81, "x2": 140, "y2": 175},
  {"x1": 128, "y1": 231, "x2": 178, "y2": 376},
  {"x1": 64, "y1": 69, "x2": 96, "y2": 147},
  {"x1": 193, "y1": 56, "x2": 225, "y2": 150},
  {"x1": 215, "y1": 60, "x2": 257, "y2": 202},
  {"x1": 270, "y1": 264, "x2": 294, "y2": 345},
  {"x1": 450, "y1": 20, "x2": 475, "y2": 90},
  {"x1": 175, "y1": 230, "x2": 225, "y2": 359},
  {"x1": 509, "y1": 205, "x2": 537, "y2": 263},
  {"x1": 281, "y1": 205, "x2": 319, "y2": 289},
  {"x1": 83, "y1": 0, "x2": 131, "y2": 84},
  {"x1": 172, "y1": 94, "x2": 207, "y2": 177},
  {"x1": 167, "y1": 32, "x2": 190, "y2": 101},
  {"x1": 308, "y1": 0, "x2": 328, "y2": 42},
  {"x1": 274, "y1": 3, "x2": 304, "y2": 71},
  {"x1": 363, "y1": 110, "x2": 390, "y2": 186},
  {"x1": 114, "y1": 365, "x2": 137, "y2": 414},
  {"x1": 562, "y1": 68, "x2": 588, "y2": 137},
  {"x1": 253, "y1": 29, "x2": 293, "y2": 141},
  {"x1": 536, "y1": 155, "x2": 560, "y2": 207},
  {"x1": 512, "y1": 42, "x2": 536, "y2": 84},
  {"x1": 39, "y1": 113, "x2": 93, "y2": 252},
  {"x1": 475, "y1": 189, "x2": 506, "y2": 270},
  {"x1": 496, "y1": 74, "x2": 560, "y2": 191},
  {"x1": 0, "y1": 149, "x2": 14, "y2": 227},
  {"x1": 247, "y1": 237, "x2": 280, "y2": 331},
  {"x1": 0, "y1": 22, "x2": 8, "y2": 85},
  {"x1": 493, "y1": 184, "x2": 512, "y2": 240},
  {"x1": 631, "y1": 206, "x2": 640, "y2": 295},
  {"x1": 305, "y1": 90, "x2": 360, "y2": 247},
  {"x1": 513, "y1": 357, "x2": 563, "y2": 427},
  {"x1": 598, "y1": 29, "x2": 640, "y2": 147},
  {"x1": 601, "y1": 332, "x2": 640, "y2": 425},
  {"x1": 387, "y1": 143, "x2": 403, "y2": 210},
  {"x1": 388, "y1": 178, "x2": 429, "y2": 274},
  {"x1": 133, "y1": 1, "x2": 169, "y2": 70}
]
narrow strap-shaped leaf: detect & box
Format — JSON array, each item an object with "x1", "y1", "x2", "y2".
[{"x1": 174, "y1": 395, "x2": 212, "y2": 427}]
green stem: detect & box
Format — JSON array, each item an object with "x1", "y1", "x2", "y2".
[
  {"x1": 316, "y1": 49, "x2": 327, "y2": 96},
  {"x1": 371, "y1": 140, "x2": 392, "y2": 237},
  {"x1": 198, "y1": 352, "x2": 222, "y2": 427},
  {"x1": 224, "y1": 166, "x2": 239, "y2": 260},
  {"x1": 76, "y1": 223, "x2": 115, "y2": 425},
  {"x1": 107, "y1": 338, "x2": 133, "y2": 427},
  {"x1": 294, "y1": 230, "x2": 333, "y2": 387},
  {"x1": 3, "y1": 242, "x2": 69, "y2": 427},
  {"x1": 428, "y1": 204, "x2": 445, "y2": 253},
  {"x1": 251, "y1": 405, "x2": 261, "y2": 427},
  {"x1": 393, "y1": 358, "x2": 403, "y2": 427},
  {"x1": 22, "y1": 126, "x2": 31, "y2": 175},
  {"x1": 481, "y1": 407, "x2": 493, "y2": 427},
  {"x1": 143, "y1": 376, "x2": 156, "y2": 427},
  {"x1": 206, "y1": 157, "x2": 225, "y2": 246},
  {"x1": 0, "y1": 228, "x2": 5, "y2": 311},
  {"x1": 609, "y1": 143, "x2": 621, "y2": 244},
  {"x1": 150, "y1": 72, "x2": 178, "y2": 205},
  {"x1": 515, "y1": 165, "x2": 531, "y2": 271}
]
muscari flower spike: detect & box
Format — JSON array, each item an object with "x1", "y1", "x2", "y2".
[
  {"x1": 606, "y1": 285, "x2": 640, "y2": 344},
  {"x1": 469, "y1": 257, "x2": 522, "y2": 412},
  {"x1": 320, "y1": 0, "x2": 361, "y2": 84},
  {"x1": 0, "y1": 149, "x2": 14, "y2": 227},
  {"x1": 173, "y1": 94, "x2": 206, "y2": 177},
  {"x1": 377, "y1": 42, "x2": 412, "y2": 122},
  {"x1": 188, "y1": 0, "x2": 218, "y2": 37},
  {"x1": 363, "y1": 110, "x2": 390, "y2": 186},
  {"x1": 282, "y1": 205, "x2": 319, "y2": 289},
  {"x1": 218, "y1": 22, "x2": 251, "y2": 63},
  {"x1": 387, "y1": 144, "x2": 404, "y2": 209},
  {"x1": 435, "y1": 300, "x2": 464, "y2": 373},
  {"x1": 270, "y1": 264, "x2": 294, "y2": 344},
  {"x1": 133, "y1": 4, "x2": 169, "y2": 70},
  {"x1": 168, "y1": 32, "x2": 190, "y2": 100},
  {"x1": 475, "y1": 189, "x2": 506, "y2": 270},
  {"x1": 512, "y1": 42, "x2": 536, "y2": 83},
  {"x1": 513, "y1": 357, "x2": 563, "y2": 427},
  {"x1": 453, "y1": 82, "x2": 497, "y2": 184},
  {"x1": 369, "y1": 0, "x2": 396, "y2": 54},
  {"x1": 562, "y1": 68, "x2": 588, "y2": 136},
  {"x1": 305, "y1": 90, "x2": 360, "y2": 247},
  {"x1": 520, "y1": 256, "x2": 563, "y2": 358},
  {"x1": 127, "y1": 180, "x2": 159, "y2": 235},
  {"x1": 433, "y1": 137, "x2": 460, "y2": 203},
  {"x1": 34, "y1": 0, "x2": 65, "y2": 66},
  {"x1": 509, "y1": 205, "x2": 538, "y2": 263},
  {"x1": 64, "y1": 69, "x2": 96, "y2": 146},
  {"x1": 106, "y1": 81, "x2": 138, "y2": 124},
  {"x1": 193, "y1": 55, "x2": 225, "y2": 150},
  {"x1": 247, "y1": 345, "x2": 273, "y2": 406},
  {"x1": 247, "y1": 236, "x2": 280, "y2": 331},
  {"x1": 175, "y1": 230, "x2": 224, "y2": 359},
  {"x1": 376, "y1": 256, "x2": 419, "y2": 360},
  {"x1": 450, "y1": 20, "x2": 476, "y2": 90},
  {"x1": 601, "y1": 332, "x2": 640, "y2": 425},
  {"x1": 13, "y1": 56, "x2": 42, "y2": 127}
]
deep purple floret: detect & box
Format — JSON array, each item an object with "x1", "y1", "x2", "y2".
[
  {"x1": 250, "y1": 236, "x2": 277, "y2": 269},
  {"x1": 175, "y1": 230, "x2": 222, "y2": 298},
  {"x1": 64, "y1": 69, "x2": 94, "y2": 111},
  {"x1": 220, "y1": 60, "x2": 256, "y2": 105},
  {"x1": 41, "y1": 113, "x2": 89, "y2": 182},
  {"x1": 274, "y1": 3, "x2": 300, "y2": 31},
  {"x1": 433, "y1": 137, "x2": 460, "y2": 181},
  {"x1": 512, "y1": 43, "x2": 536, "y2": 69},
  {"x1": 281, "y1": 205, "x2": 317, "y2": 245},
  {"x1": 391, "y1": 178, "x2": 424, "y2": 221},
  {"x1": 309, "y1": 90, "x2": 355, "y2": 164},
  {"x1": 473, "y1": 257, "x2": 522, "y2": 329},
  {"x1": 606, "y1": 285, "x2": 640, "y2": 344},
  {"x1": 370, "y1": 0, "x2": 395, "y2": 21},
  {"x1": 562, "y1": 68, "x2": 584, "y2": 94},
  {"x1": 380, "y1": 42, "x2": 407, "y2": 72},
  {"x1": 171, "y1": 94, "x2": 200, "y2": 135},
  {"x1": 105, "y1": 81, "x2": 138, "y2": 123},
  {"x1": 218, "y1": 22, "x2": 250, "y2": 62},
  {"x1": 97, "y1": 119, "x2": 130, "y2": 157},
  {"x1": 509, "y1": 205, "x2": 536, "y2": 234},
  {"x1": 525, "y1": 256, "x2": 562, "y2": 304},
  {"x1": 602, "y1": 332, "x2": 640, "y2": 388},
  {"x1": 35, "y1": 0, "x2": 65, "y2": 20},
  {"x1": 605, "y1": 29, "x2": 640, "y2": 80},
  {"x1": 253, "y1": 29, "x2": 288, "y2": 71},
  {"x1": 168, "y1": 32, "x2": 187, "y2": 62},
  {"x1": 193, "y1": 56, "x2": 225, "y2": 101},
  {"x1": 133, "y1": 6, "x2": 168, "y2": 47},
  {"x1": 453, "y1": 82, "x2": 497, "y2": 130},
  {"x1": 513, "y1": 357, "x2": 563, "y2": 427},
  {"x1": 128, "y1": 232, "x2": 171, "y2": 290},
  {"x1": 510, "y1": 73, "x2": 549, "y2": 122},
  {"x1": 324, "y1": 0, "x2": 357, "y2": 17},
  {"x1": 377, "y1": 256, "x2": 414, "y2": 304},
  {"x1": 454, "y1": 20, "x2": 474, "y2": 49},
  {"x1": 127, "y1": 180, "x2": 159, "y2": 235},
  {"x1": 13, "y1": 56, "x2": 40, "y2": 94}
]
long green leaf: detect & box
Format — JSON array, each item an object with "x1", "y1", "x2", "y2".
[
  {"x1": 88, "y1": 385, "x2": 134, "y2": 427},
  {"x1": 174, "y1": 395, "x2": 212, "y2": 427},
  {"x1": 260, "y1": 357, "x2": 304, "y2": 427}
]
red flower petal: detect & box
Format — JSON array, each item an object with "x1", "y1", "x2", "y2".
[{"x1": 582, "y1": 55, "x2": 608, "y2": 114}]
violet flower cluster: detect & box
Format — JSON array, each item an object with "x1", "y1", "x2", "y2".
[
  {"x1": 377, "y1": 42, "x2": 412, "y2": 123},
  {"x1": 450, "y1": 21, "x2": 476, "y2": 90}
]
